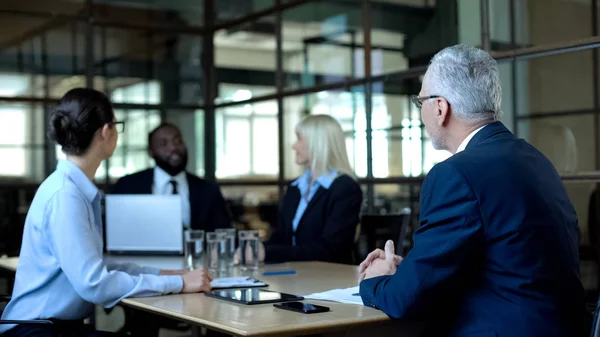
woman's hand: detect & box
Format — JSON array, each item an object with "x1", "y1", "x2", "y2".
[{"x1": 181, "y1": 268, "x2": 213, "y2": 293}]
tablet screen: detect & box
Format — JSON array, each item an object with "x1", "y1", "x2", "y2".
[{"x1": 206, "y1": 288, "x2": 303, "y2": 305}]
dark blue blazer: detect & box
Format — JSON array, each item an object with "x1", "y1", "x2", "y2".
[
  {"x1": 112, "y1": 169, "x2": 231, "y2": 231},
  {"x1": 264, "y1": 174, "x2": 362, "y2": 264},
  {"x1": 360, "y1": 122, "x2": 586, "y2": 337}
]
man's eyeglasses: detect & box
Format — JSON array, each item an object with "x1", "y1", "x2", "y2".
[
  {"x1": 107, "y1": 121, "x2": 125, "y2": 133},
  {"x1": 410, "y1": 95, "x2": 442, "y2": 109}
]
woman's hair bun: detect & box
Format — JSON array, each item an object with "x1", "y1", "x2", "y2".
[
  {"x1": 48, "y1": 109, "x2": 82, "y2": 154},
  {"x1": 48, "y1": 88, "x2": 114, "y2": 156}
]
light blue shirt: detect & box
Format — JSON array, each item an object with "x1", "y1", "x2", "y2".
[
  {"x1": 290, "y1": 169, "x2": 338, "y2": 246},
  {"x1": 0, "y1": 160, "x2": 183, "y2": 332}
]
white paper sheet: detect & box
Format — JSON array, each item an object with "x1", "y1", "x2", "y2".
[
  {"x1": 303, "y1": 286, "x2": 364, "y2": 305},
  {"x1": 210, "y1": 277, "x2": 266, "y2": 289}
]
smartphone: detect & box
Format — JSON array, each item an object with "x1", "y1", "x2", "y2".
[{"x1": 273, "y1": 301, "x2": 330, "y2": 314}]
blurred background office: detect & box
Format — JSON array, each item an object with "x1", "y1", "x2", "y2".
[{"x1": 0, "y1": 0, "x2": 600, "y2": 318}]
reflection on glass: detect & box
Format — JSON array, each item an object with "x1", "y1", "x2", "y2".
[
  {"x1": 282, "y1": 3, "x2": 365, "y2": 89},
  {"x1": 518, "y1": 117, "x2": 589, "y2": 175},
  {"x1": 112, "y1": 81, "x2": 162, "y2": 105}
]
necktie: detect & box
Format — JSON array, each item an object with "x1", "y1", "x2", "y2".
[{"x1": 169, "y1": 180, "x2": 179, "y2": 195}]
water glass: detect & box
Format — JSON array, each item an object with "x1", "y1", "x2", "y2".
[
  {"x1": 216, "y1": 228, "x2": 237, "y2": 269},
  {"x1": 206, "y1": 232, "x2": 225, "y2": 274},
  {"x1": 184, "y1": 230, "x2": 204, "y2": 270},
  {"x1": 239, "y1": 230, "x2": 259, "y2": 271}
]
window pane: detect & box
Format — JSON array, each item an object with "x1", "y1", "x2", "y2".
[
  {"x1": 0, "y1": 105, "x2": 26, "y2": 145},
  {"x1": 216, "y1": 100, "x2": 279, "y2": 179},
  {"x1": 217, "y1": 117, "x2": 251, "y2": 178},
  {"x1": 96, "y1": 28, "x2": 202, "y2": 106},
  {"x1": 515, "y1": 49, "x2": 594, "y2": 118},
  {"x1": 252, "y1": 118, "x2": 278, "y2": 175},
  {"x1": 0, "y1": 147, "x2": 26, "y2": 176},
  {"x1": 112, "y1": 82, "x2": 162, "y2": 105},
  {"x1": 214, "y1": 17, "x2": 276, "y2": 102},
  {"x1": 282, "y1": 2, "x2": 366, "y2": 89},
  {"x1": 524, "y1": 0, "x2": 593, "y2": 47},
  {"x1": 100, "y1": 106, "x2": 161, "y2": 181},
  {"x1": 124, "y1": 110, "x2": 161, "y2": 146}
]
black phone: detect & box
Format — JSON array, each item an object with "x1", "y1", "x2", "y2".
[{"x1": 273, "y1": 301, "x2": 330, "y2": 314}]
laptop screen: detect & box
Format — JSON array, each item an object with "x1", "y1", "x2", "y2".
[{"x1": 105, "y1": 195, "x2": 183, "y2": 254}]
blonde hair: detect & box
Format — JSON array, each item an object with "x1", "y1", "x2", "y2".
[{"x1": 295, "y1": 114, "x2": 355, "y2": 179}]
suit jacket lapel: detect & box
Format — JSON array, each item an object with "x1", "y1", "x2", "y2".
[
  {"x1": 187, "y1": 173, "x2": 199, "y2": 229},
  {"x1": 285, "y1": 187, "x2": 301, "y2": 239},
  {"x1": 141, "y1": 169, "x2": 153, "y2": 194}
]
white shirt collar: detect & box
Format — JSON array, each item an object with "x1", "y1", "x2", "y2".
[
  {"x1": 153, "y1": 166, "x2": 186, "y2": 188},
  {"x1": 455, "y1": 125, "x2": 488, "y2": 154}
]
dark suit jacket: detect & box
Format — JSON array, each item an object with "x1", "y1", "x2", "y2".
[
  {"x1": 265, "y1": 174, "x2": 362, "y2": 264},
  {"x1": 360, "y1": 122, "x2": 586, "y2": 337},
  {"x1": 112, "y1": 169, "x2": 231, "y2": 231}
]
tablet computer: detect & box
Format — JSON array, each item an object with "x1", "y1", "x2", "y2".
[{"x1": 205, "y1": 288, "x2": 304, "y2": 305}]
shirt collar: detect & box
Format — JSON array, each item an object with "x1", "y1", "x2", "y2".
[
  {"x1": 154, "y1": 166, "x2": 186, "y2": 186},
  {"x1": 56, "y1": 160, "x2": 99, "y2": 203},
  {"x1": 456, "y1": 125, "x2": 488, "y2": 154},
  {"x1": 291, "y1": 169, "x2": 338, "y2": 190}
]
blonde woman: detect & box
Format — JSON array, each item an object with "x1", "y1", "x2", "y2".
[{"x1": 263, "y1": 114, "x2": 363, "y2": 264}]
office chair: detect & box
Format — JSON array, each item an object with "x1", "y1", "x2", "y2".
[
  {"x1": 0, "y1": 295, "x2": 53, "y2": 326},
  {"x1": 355, "y1": 209, "x2": 411, "y2": 262}
]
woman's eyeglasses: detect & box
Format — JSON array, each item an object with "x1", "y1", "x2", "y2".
[{"x1": 107, "y1": 121, "x2": 125, "y2": 133}]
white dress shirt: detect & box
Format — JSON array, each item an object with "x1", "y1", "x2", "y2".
[
  {"x1": 455, "y1": 125, "x2": 488, "y2": 154},
  {"x1": 152, "y1": 167, "x2": 191, "y2": 228}
]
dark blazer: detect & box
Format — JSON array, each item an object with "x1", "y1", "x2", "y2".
[
  {"x1": 360, "y1": 122, "x2": 586, "y2": 337},
  {"x1": 112, "y1": 169, "x2": 231, "y2": 231},
  {"x1": 265, "y1": 174, "x2": 362, "y2": 264}
]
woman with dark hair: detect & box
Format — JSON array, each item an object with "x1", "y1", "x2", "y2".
[{"x1": 0, "y1": 88, "x2": 211, "y2": 337}]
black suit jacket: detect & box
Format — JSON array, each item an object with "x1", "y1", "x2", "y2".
[
  {"x1": 264, "y1": 174, "x2": 362, "y2": 264},
  {"x1": 112, "y1": 169, "x2": 231, "y2": 231}
]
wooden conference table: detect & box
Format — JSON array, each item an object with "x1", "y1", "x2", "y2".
[{"x1": 0, "y1": 256, "x2": 423, "y2": 336}]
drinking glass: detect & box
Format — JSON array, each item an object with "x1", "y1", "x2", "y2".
[
  {"x1": 216, "y1": 228, "x2": 237, "y2": 270},
  {"x1": 206, "y1": 232, "x2": 225, "y2": 274},
  {"x1": 239, "y1": 230, "x2": 259, "y2": 271},
  {"x1": 184, "y1": 230, "x2": 204, "y2": 270}
]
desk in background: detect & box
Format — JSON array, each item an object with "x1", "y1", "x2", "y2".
[{"x1": 0, "y1": 256, "x2": 423, "y2": 337}]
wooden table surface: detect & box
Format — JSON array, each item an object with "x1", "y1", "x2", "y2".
[{"x1": 0, "y1": 257, "x2": 422, "y2": 336}]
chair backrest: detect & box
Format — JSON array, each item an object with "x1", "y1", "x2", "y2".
[
  {"x1": 357, "y1": 209, "x2": 411, "y2": 260},
  {"x1": 0, "y1": 295, "x2": 10, "y2": 316},
  {"x1": 258, "y1": 202, "x2": 278, "y2": 229}
]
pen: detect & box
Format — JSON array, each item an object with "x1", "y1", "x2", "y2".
[{"x1": 262, "y1": 270, "x2": 296, "y2": 276}]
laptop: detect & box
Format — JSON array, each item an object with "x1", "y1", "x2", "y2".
[{"x1": 105, "y1": 195, "x2": 183, "y2": 255}]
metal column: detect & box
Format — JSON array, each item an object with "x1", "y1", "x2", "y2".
[
  {"x1": 203, "y1": 0, "x2": 217, "y2": 181},
  {"x1": 362, "y1": 0, "x2": 374, "y2": 212},
  {"x1": 480, "y1": 0, "x2": 491, "y2": 51},
  {"x1": 275, "y1": 0, "x2": 286, "y2": 200}
]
